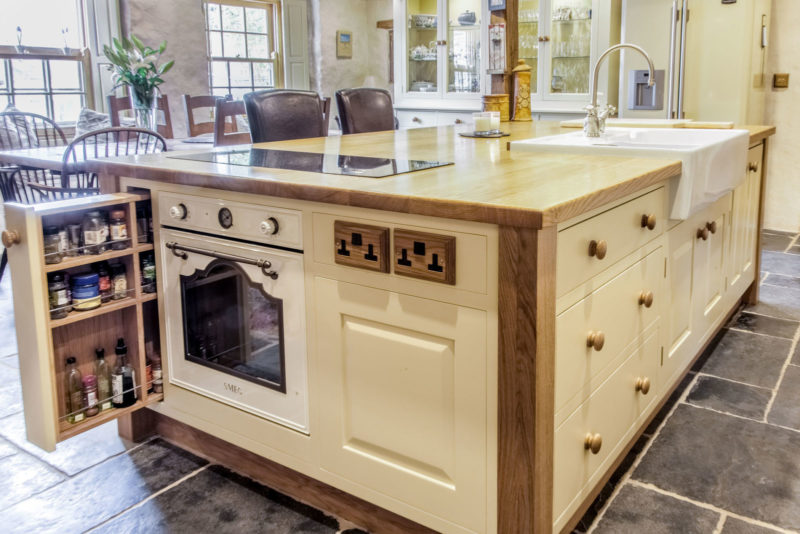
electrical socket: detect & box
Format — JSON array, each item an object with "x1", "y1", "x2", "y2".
[
  {"x1": 334, "y1": 220, "x2": 390, "y2": 273},
  {"x1": 393, "y1": 229, "x2": 456, "y2": 285}
]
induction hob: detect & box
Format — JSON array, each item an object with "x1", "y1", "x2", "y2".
[{"x1": 168, "y1": 148, "x2": 453, "y2": 178}]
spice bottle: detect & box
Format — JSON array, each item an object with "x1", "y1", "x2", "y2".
[
  {"x1": 82, "y1": 210, "x2": 108, "y2": 254},
  {"x1": 141, "y1": 253, "x2": 156, "y2": 293},
  {"x1": 151, "y1": 354, "x2": 163, "y2": 394},
  {"x1": 82, "y1": 375, "x2": 99, "y2": 417},
  {"x1": 66, "y1": 224, "x2": 81, "y2": 256},
  {"x1": 65, "y1": 357, "x2": 85, "y2": 424},
  {"x1": 70, "y1": 272, "x2": 101, "y2": 311},
  {"x1": 136, "y1": 207, "x2": 148, "y2": 244},
  {"x1": 57, "y1": 226, "x2": 69, "y2": 255},
  {"x1": 112, "y1": 338, "x2": 136, "y2": 408},
  {"x1": 95, "y1": 348, "x2": 112, "y2": 411},
  {"x1": 43, "y1": 226, "x2": 63, "y2": 264},
  {"x1": 109, "y1": 209, "x2": 128, "y2": 250},
  {"x1": 48, "y1": 272, "x2": 71, "y2": 320},
  {"x1": 95, "y1": 262, "x2": 112, "y2": 303},
  {"x1": 111, "y1": 263, "x2": 127, "y2": 300}
]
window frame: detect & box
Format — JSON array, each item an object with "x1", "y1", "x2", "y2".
[{"x1": 204, "y1": 0, "x2": 284, "y2": 98}]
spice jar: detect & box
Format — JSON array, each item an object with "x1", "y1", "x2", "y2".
[
  {"x1": 111, "y1": 263, "x2": 128, "y2": 300},
  {"x1": 136, "y1": 208, "x2": 148, "y2": 244},
  {"x1": 48, "y1": 272, "x2": 72, "y2": 320},
  {"x1": 65, "y1": 357, "x2": 84, "y2": 424},
  {"x1": 141, "y1": 253, "x2": 156, "y2": 293},
  {"x1": 82, "y1": 211, "x2": 108, "y2": 255},
  {"x1": 43, "y1": 226, "x2": 63, "y2": 264},
  {"x1": 109, "y1": 209, "x2": 128, "y2": 250},
  {"x1": 71, "y1": 272, "x2": 101, "y2": 311},
  {"x1": 66, "y1": 224, "x2": 81, "y2": 256},
  {"x1": 82, "y1": 375, "x2": 99, "y2": 417},
  {"x1": 151, "y1": 354, "x2": 163, "y2": 394},
  {"x1": 95, "y1": 262, "x2": 112, "y2": 303}
]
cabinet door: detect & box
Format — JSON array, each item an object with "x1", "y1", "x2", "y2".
[
  {"x1": 693, "y1": 199, "x2": 729, "y2": 339},
  {"x1": 4, "y1": 193, "x2": 161, "y2": 451},
  {"x1": 445, "y1": 0, "x2": 482, "y2": 96},
  {"x1": 665, "y1": 219, "x2": 696, "y2": 385},
  {"x1": 314, "y1": 277, "x2": 488, "y2": 532},
  {"x1": 403, "y1": 0, "x2": 441, "y2": 97},
  {"x1": 518, "y1": 0, "x2": 541, "y2": 94},
  {"x1": 727, "y1": 144, "x2": 763, "y2": 292}
]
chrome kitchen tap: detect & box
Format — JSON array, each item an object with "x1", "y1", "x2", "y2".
[{"x1": 585, "y1": 43, "x2": 655, "y2": 137}]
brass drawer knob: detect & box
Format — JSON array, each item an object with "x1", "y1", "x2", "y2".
[
  {"x1": 588, "y1": 239, "x2": 608, "y2": 260},
  {"x1": 638, "y1": 290, "x2": 654, "y2": 308},
  {"x1": 635, "y1": 377, "x2": 651, "y2": 395},
  {"x1": 586, "y1": 331, "x2": 605, "y2": 351},
  {"x1": 697, "y1": 227, "x2": 709, "y2": 241},
  {"x1": 454, "y1": 118, "x2": 464, "y2": 124},
  {"x1": 584, "y1": 433, "x2": 602, "y2": 454},
  {"x1": 412, "y1": 116, "x2": 422, "y2": 123},
  {"x1": 1, "y1": 230, "x2": 20, "y2": 248},
  {"x1": 706, "y1": 220, "x2": 717, "y2": 234},
  {"x1": 641, "y1": 213, "x2": 657, "y2": 230},
  {"x1": 748, "y1": 161, "x2": 759, "y2": 173}
]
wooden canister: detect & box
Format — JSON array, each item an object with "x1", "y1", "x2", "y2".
[
  {"x1": 511, "y1": 59, "x2": 532, "y2": 122},
  {"x1": 482, "y1": 94, "x2": 510, "y2": 122}
]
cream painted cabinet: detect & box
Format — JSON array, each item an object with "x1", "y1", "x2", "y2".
[
  {"x1": 692, "y1": 196, "x2": 730, "y2": 342},
  {"x1": 313, "y1": 277, "x2": 489, "y2": 533},
  {"x1": 728, "y1": 144, "x2": 764, "y2": 291}
]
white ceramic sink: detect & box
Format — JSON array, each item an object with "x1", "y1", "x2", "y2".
[{"x1": 510, "y1": 127, "x2": 750, "y2": 219}]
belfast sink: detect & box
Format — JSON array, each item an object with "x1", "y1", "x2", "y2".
[{"x1": 510, "y1": 127, "x2": 750, "y2": 220}]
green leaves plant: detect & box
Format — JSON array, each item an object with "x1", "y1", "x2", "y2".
[{"x1": 103, "y1": 33, "x2": 173, "y2": 102}]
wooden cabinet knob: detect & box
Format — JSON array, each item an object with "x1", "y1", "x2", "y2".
[
  {"x1": 635, "y1": 377, "x2": 651, "y2": 395},
  {"x1": 586, "y1": 331, "x2": 605, "y2": 351},
  {"x1": 454, "y1": 118, "x2": 463, "y2": 124},
  {"x1": 584, "y1": 433, "x2": 602, "y2": 454},
  {"x1": 697, "y1": 227, "x2": 709, "y2": 241},
  {"x1": 748, "y1": 161, "x2": 759, "y2": 173},
  {"x1": 412, "y1": 117, "x2": 422, "y2": 123},
  {"x1": 641, "y1": 213, "x2": 657, "y2": 230},
  {"x1": 1, "y1": 230, "x2": 20, "y2": 248},
  {"x1": 588, "y1": 239, "x2": 607, "y2": 260},
  {"x1": 706, "y1": 221, "x2": 717, "y2": 234},
  {"x1": 638, "y1": 290, "x2": 654, "y2": 308}
]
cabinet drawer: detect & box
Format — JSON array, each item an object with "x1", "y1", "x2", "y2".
[
  {"x1": 556, "y1": 247, "x2": 662, "y2": 414},
  {"x1": 553, "y1": 328, "x2": 660, "y2": 528},
  {"x1": 557, "y1": 188, "x2": 665, "y2": 297},
  {"x1": 396, "y1": 110, "x2": 437, "y2": 129},
  {"x1": 435, "y1": 111, "x2": 473, "y2": 127}
]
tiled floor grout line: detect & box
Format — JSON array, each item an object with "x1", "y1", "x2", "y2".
[
  {"x1": 694, "y1": 371, "x2": 775, "y2": 391},
  {"x1": 711, "y1": 512, "x2": 727, "y2": 534},
  {"x1": 585, "y1": 371, "x2": 702, "y2": 534},
  {"x1": 763, "y1": 322, "x2": 800, "y2": 422},
  {"x1": 728, "y1": 325, "x2": 797, "y2": 341},
  {"x1": 683, "y1": 400, "x2": 771, "y2": 426},
  {"x1": 82, "y1": 463, "x2": 211, "y2": 534},
  {"x1": 626, "y1": 479, "x2": 795, "y2": 534},
  {"x1": 784, "y1": 233, "x2": 800, "y2": 252},
  {"x1": 762, "y1": 271, "x2": 770, "y2": 284}
]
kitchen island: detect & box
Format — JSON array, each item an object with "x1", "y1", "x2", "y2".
[{"x1": 4, "y1": 121, "x2": 774, "y2": 534}]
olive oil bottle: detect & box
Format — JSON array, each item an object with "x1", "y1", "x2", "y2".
[
  {"x1": 65, "y1": 357, "x2": 85, "y2": 424},
  {"x1": 111, "y1": 338, "x2": 136, "y2": 408}
]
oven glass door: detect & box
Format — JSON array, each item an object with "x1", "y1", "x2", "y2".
[
  {"x1": 181, "y1": 259, "x2": 286, "y2": 392},
  {"x1": 161, "y1": 228, "x2": 308, "y2": 433}
]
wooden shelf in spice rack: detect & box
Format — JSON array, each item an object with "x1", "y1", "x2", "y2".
[{"x1": 2, "y1": 191, "x2": 163, "y2": 451}]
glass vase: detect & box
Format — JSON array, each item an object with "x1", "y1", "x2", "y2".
[{"x1": 130, "y1": 89, "x2": 158, "y2": 132}]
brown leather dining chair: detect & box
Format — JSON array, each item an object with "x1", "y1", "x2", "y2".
[
  {"x1": 107, "y1": 92, "x2": 174, "y2": 138},
  {"x1": 214, "y1": 100, "x2": 251, "y2": 147},
  {"x1": 335, "y1": 88, "x2": 397, "y2": 135},
  {"x1": 242, "y1": 90, "x2": 325, "y2": 143}
]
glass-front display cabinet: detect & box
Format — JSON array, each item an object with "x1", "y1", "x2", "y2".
[
  {"x1": 518, "y1": 0, "x2": 618, "y2": 113},
  {"x1": 394, "y1": 0, "x2": 486, "y2": 109}
]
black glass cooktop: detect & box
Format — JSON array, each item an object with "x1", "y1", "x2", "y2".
[{"x1": 168, "y1": 148, "x2": 452, "y2": 178}]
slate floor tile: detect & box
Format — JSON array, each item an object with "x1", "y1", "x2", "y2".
[
  {"x1": 0, "y1": 452, "x2": 65, "y2": 511},
  {"x1": 0, "y1": 352, "x2": 19, "y2": 369},
  {"x1": 721, "y1": 516, "x2": 784, "y2": 534},
  {"x1": 767, "y1": 365, "x2": 800, "y2": 430},
  {"x1": 592, "y1": 483, "x2": 719, "y2": 534},
  {"x1": 788, "y1": 244, "x2": 800, "y2": 255},
  {"x1": 760, "y1": 233, "x2": 793, "y2": 252},
  {"x1": 644, "y1": 372, "x2": 695, "y2": 436},
  {"x1": 0, "y1": 411, "x2": 136, "y2": 476},
  {"x1": 92, "y1": 464, "x2": 338, "y2": 534},
  {"x1": 633, "y1": 404, "x2": 800, "y2": 530},
  {"x1": 686, "y1": 375, "x2": 771, "y2": 420},
  {"x1": 0, "y1": 363, "x2": 22, "y2": 418},
  {"x1": 762, "y1": 273, "x2": 800, "y2": 291},
  {"x1": 1, "y1": 438, "x2": 207, "y2": 534},
  {"x1": 697, "y1": 329, "x2": 791, "y2": 388},
  {"x1": 729, "y1": 312, "x2": 798, "y2": 340},
  {"x1": 761, "y1": 251, "x2": 800, "y2": 278},
  {"x1": 748, "y1": 283, "x2": 800, "y2": 321},
  {"x1": 793, "y1": 343, "x2": 800, "y2": 366}
]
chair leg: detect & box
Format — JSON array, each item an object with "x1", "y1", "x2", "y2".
[{"x1": 0, "y1": 248, "x2": 7, "y2": 284}]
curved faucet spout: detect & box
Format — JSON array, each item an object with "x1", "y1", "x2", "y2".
[{"x1": 585, "y1": 43, "x2": 655, "y2": 137}]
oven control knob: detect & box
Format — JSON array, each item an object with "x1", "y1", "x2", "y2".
[
  {"x1": 259, "y1": 217, "x2": 279, "y2": 235},
  {"x1": 169, "y1": 204, "x2": 187, "y2": 220}
]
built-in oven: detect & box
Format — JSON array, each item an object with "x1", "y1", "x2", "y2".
[{"x1": 158, "y1": 193, "x2": 308, "y2": 433}]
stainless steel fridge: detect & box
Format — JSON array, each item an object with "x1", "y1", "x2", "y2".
[{"x1": 618, "y1": 0, "x2": 770, "y2": 124}]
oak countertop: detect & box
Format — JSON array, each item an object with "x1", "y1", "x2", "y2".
[{"x1": 82, "y1": 122, "x2": 775, "y2": 229}]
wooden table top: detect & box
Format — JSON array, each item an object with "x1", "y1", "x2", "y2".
[{"x1": 77, "y1": 122, "x2": 774, "y2": 229}]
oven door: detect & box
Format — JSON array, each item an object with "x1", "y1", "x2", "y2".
[{"x1": 160, "y1": 228, "x2": 308, "y2": 433}]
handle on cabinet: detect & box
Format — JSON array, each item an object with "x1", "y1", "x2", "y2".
[
  {"x1": 697, "y1": 227, "x2": 709, "y2": 241},
  {"x1": 588, "y1": 239, "x2": 608, "y2": 260},
  {"x1": 586, "y1": 331, "x2": 605, "y2": 351},
  {"x1": 638, "y1": 290, "x2": 654, "y2": 308},
  {"x1": 584, "y1": 433, "x2": 603, "y2": 454},
  {"x1": 1, "y1": 230, "x2": 20, "y2": 248},
  {"x1": 635, "y1": 377, "x2": 651, "y2": 395},
  {"x1": 412, "y1": 117, "x2": 422, "y2": 123},
  {"x1": 454, "y1": 118, "x2": 464, "y2": 124},
  {"x1": 748, "y1": 161, "x2": 759, "y2": 173},
  {"x1": 641, "y1": 213, "x2": 657, "y2": 230},
  {"x1": 706, "y1": 220, "x2": 717, "y2": 234}
]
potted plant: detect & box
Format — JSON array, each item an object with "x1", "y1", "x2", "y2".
[{"x1": 103, "y1": 35, "x2": 174, "y2": 131}]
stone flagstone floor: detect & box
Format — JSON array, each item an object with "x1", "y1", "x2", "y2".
[{"x1": 0, "y1": 229, "x2": 797, "y2": 533}]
